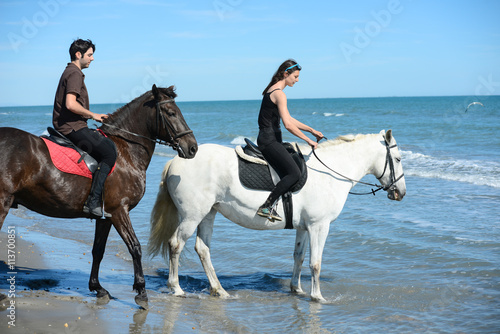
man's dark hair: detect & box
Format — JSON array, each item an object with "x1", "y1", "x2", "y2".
[{"x1": 69, "y1": 39, "x2": 95, "y2": 61}]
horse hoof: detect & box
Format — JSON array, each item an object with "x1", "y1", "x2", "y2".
[
  {"x1": 311, "y1": 296, "x2": 327, "y2": 303},
  {"x1": 291, "y1": 288, "x2": 305, "y2": 295},
  {"x1": 96, "y1": 288, "x2": 111, "y2": 300},
  {"x1": 135, "y1": 293, "x2": 149, "y2": 310},
  {"x1": 210, "y1": 288, "x2": 230, "y2": 298}
]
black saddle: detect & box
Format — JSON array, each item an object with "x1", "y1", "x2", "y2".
[
  {"x1": 41, "y1": 127, "x2": 99, "y2": 174},
  {"x1": 238, "y1": 138, "x2": 308, "y2": 229},
  {"x1": 242, "y1": 138, "x2": 265, "y2": 160}
]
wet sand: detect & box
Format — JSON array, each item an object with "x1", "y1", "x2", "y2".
[
  {"x1": 0, "y1": 223, "x2": 217, "y2": 334},
  {"x1": 0, "y1": 229, "x2": 160, "y2": 334},
  {"x1": 0, "y1": 231, "x2": 114, "y2": 333}
]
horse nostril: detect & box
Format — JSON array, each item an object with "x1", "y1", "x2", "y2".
[{"x1": 190, "y1": 145, "x2": 198, "y2": 156}]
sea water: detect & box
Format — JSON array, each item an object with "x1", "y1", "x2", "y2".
[{"x1": 0, "y1": 95, "x2": 499, "y2": 333}]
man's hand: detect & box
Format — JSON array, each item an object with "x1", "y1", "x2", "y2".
[{"x1": 92, "y1": 113, "x2": 109, "y2": 122}]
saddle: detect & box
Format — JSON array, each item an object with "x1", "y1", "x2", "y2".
[
  {"x1": 40, "y1": 127, "x2": 99, "y2": 178},
  {"x1": 236, "y1": 139, "x2": 308, "y2": 229}
]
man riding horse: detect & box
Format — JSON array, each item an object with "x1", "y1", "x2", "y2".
[{"x1": 52, "y1": 38, "x2": 116, "y2": 219}]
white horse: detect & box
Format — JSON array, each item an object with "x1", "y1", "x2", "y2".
[{"x1": 149, "y1": 130, "x2": 406, "y2": 301}]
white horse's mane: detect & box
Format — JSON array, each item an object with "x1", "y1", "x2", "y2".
[{"x1": 295, "y1": 133, "x2": 371, "y2": 151}]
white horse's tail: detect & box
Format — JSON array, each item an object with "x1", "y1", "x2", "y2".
[{"x1": 148, "y1": 160, "x2": 178, "y2": 261}]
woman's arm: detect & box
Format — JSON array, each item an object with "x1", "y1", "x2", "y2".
[
  {"x1": 291, "y1": 117, "x2": 324, "y2": 140},
  {"x1": 274, "y1": 90, "x2": 321, "y2": 148}
]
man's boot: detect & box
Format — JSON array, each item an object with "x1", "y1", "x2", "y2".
[{"x1": 83, "y1": 162, "x2": 112, "y2": 219}]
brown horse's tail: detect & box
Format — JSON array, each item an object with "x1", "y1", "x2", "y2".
[{"x1": 148, "y1": 160, "x2": 178, "y2": 261}]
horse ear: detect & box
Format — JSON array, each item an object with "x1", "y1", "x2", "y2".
[
  {"x1": 385, "y1": 129, "x2": 393, "y2": 143},
  {"x1": 152, "y1": 84, "x2": 160, "y2": 100}
]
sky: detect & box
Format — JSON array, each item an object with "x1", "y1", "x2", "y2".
[{"x1": 0, "y1": 0, "x2": 499, "y2": 106}]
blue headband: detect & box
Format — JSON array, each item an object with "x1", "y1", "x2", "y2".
[{"x1": 285, "y1": 64, "x2": 301, "y2": 72}]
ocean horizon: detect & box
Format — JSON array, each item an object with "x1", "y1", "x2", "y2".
[{"x1": 1, "y1": 93, "x2": 498, "y2": 108}]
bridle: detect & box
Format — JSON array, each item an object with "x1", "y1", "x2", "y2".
[
  {"x1": 102, "y1": 98, "x2": 193, "y2": 152},
  {"x1": 376, "y1": 139, "x2": 405, "y2": 193},
  {"x1": 312, "y1": 137, "x2": 404, "y2": 195},
  {"x1": 155, "y1": 99, "x2": 193, "y2": 151}
]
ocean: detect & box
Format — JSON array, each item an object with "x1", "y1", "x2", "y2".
[{"x1": 0, "y1": 95, "x2": 499, "y2": 333}]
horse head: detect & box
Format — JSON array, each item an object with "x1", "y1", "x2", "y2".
[
  {"x1": 377, "y1": 129, "x2": 406, "y2": 201},
  {"x1": 151, "y1": 84, "x2": 198, "y2": 159}
]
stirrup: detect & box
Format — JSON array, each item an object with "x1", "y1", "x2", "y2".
[
  {"x1": 268, "y1": 207, "x2": 282, "y2": 222},
  {"x1": 257, "y1": 206, "x2": 272, "y2": 218},
  {"x1": 257, "y1": 206, "x2": 282, "y2": 222}
]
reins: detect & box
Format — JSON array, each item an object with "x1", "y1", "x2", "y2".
[{"x1": 311, "y1": 137, "x2": 403, "y2": 196}]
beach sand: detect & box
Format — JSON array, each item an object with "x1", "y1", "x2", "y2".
[
  {"x1": 0, "y1": 229, "x2": 163, "y2": 334},
  {"x1": 0, "y1": 231, "x2": 115, "y2": 333},
  {"x1": 0, "y1": 222, "x2": 214, "y2": 334},
  {"x1": 0, "y1": 209, "x2": 232, "y2": 334}
]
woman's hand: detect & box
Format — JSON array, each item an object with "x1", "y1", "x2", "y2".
[
  {"x1": 312, "y1": 129, "x2": 324, "y2": 142},
  {"x1": 307, "y1": 139, "x2": 318, "y2": 149}
]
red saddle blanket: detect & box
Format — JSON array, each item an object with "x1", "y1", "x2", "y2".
[{"x1": 41, "y1": 138, "x2": 114, "y2": 179}]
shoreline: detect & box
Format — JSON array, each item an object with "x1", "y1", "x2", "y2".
[
  {"x1": 0, "y1": 225, "x2": 224, "y2": 333},
  {"x1": 0, "y1": 229, "x2": 114, "y2": 333},
  {"x1": 0, "y1": 226, "x2": 157, "y2": 334}
]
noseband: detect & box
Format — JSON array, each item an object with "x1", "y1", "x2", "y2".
[{"x1": 155, "y1": 99, "x2": 193, "y2": 150}]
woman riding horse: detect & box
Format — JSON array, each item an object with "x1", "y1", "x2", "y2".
[{"x1": 256, "y1": 59, "x2": 323, "y2": 221}]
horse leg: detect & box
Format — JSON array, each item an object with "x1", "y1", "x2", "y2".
[
  {"x1": 89, "y1": 218, "x2": 113, "y2": 299},
  {"x1": 0, "y1": 195, "x2": 14, "y2": 304},
  {"x1": 112, "y1": 211, "x2": 148, "y2": 308},
  {"x1": 195, "y1": 209, "x2": 229, "y2": 298},
  {"x1": 0, "y1": 194, "x2": 14, "y2": 230},
  {"x1": 167, "y1": 219, "x2": 199, "y2": 296},
  {"x1": 291, "y1": 228, "x2": 309, "y2": 295},
  {"x1": 308, "y1": 223, "x2": 330, "y2": 302}
]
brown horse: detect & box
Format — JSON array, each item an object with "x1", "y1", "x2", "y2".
[{"x1": 0, "y1": 84, "x2": 197, "y2": 308}]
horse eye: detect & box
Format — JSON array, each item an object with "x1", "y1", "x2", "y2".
[
  {"x1": 164, "y1": 109, "x2": 175, "y2": 117},
  {"x1": 395, "y1": 157, "x2": 401, "y2": 163}
]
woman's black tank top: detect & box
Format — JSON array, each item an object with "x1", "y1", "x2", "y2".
[{"x1": 258, "y1": 89, "x2": 281, "y2": 131}]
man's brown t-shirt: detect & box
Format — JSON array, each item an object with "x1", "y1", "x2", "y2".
[{"x1": 52, "y1": 63, "x2": 89, "y2": 135}]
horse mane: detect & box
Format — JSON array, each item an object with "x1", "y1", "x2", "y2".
[
  {"x1": 100, "y1": 86, "x2": 177, "y2": 133},
  {"x1": 295, "y1": 133, "x2": 368, "y2": 151}
]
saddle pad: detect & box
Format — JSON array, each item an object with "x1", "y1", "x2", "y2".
[
  {"x1": 42, "y1": 138, "x2": 94, "y2": 179},
  {"x1": 238, "y1": 156, "x2": 275, "y2": 191},
  {"x1": 237, "y1": 153, "x2": 307, "y2": 192}
]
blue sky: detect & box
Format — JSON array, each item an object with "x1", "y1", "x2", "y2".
[{"x1": 0, "y1": 0, "x2": 499, "y2": 106}]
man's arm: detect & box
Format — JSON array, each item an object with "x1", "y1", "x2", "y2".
[{"x1": 65, "y1": 93, "x2": 108, "y2": 122}]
